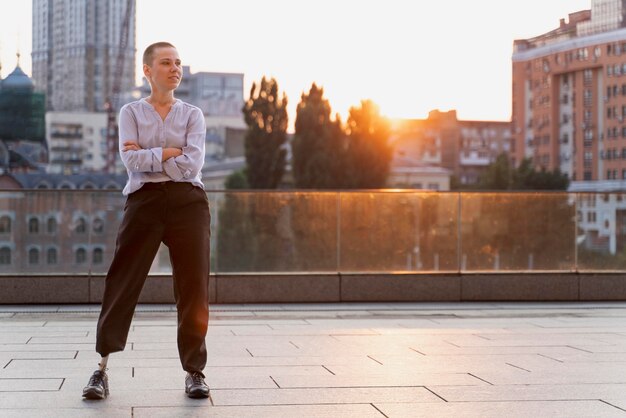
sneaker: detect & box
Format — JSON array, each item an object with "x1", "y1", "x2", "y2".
[
  {"x1": 185, "y1": 372, "x2": 209, "y2": 398},
  {"x1": 82, "y1": 369, "x2": 109, "y2": 400}
]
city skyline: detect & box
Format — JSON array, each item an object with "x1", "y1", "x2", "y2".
[{"x1": 1, "y1": 0, "x2": 590, "y2": 124}]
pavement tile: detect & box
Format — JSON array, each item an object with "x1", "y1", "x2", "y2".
[
  {"x1": 132, "y1": 404, "x2": 384, "y2": 417},
  {"x1": 273, "y1": 372, "x2": 485, "y2": 388},
  {"x1": 0, "y1": 378, "x2": 63, "y2": 391},
  {"x1": 0, "y1": 343, "x2": 94, "y2": 352},
  {"x1": 0, "y1": 408, "x2": 131, "y2": 418},
  {"x1": 375, "y1": 400, "x2": 625, "y2": 418},
  {"x1": 211, "y1": 386, "x2": 443, "y2": 406},
  {"x1": 429, "y1": 383, "x2": 626, "y2": 402},
  {"x1": 0, "y1": 351, "x2": 77, "y2": 361}
]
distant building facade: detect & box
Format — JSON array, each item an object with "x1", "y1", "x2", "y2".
[
  {"x1": 512, "y1": 0, "x2": 626, "y2": 186},
  {"x1": 32, "y1": 0, "x2": 136, "y2": 111},
  {"x1": 45, "y1": 112, "x2": 110, "y2": 174},
  {"x1": 391, "y1": 110, "x2": 511, "y2": 187},
  {"x1": 139, "y1": 66, "x2": 244, "y2": 117}
]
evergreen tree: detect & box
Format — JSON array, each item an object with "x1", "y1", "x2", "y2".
[
  {"x1": 242, "y1": 77, "x2": 288, "y2": 189},
  {"x1": 292, "y1": 84, "x2": 345, "y2": 188},
  {"x1": 344, "y1": 100, "x2": 392, "y2": 188}
]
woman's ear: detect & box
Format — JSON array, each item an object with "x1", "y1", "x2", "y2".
[{"x1": 143, "y1": 63, "x2": 151, "y2": 78}]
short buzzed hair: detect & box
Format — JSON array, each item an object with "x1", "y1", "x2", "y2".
[{"x1": 143, "y1": 42, "x2": 176, "y2": 66}]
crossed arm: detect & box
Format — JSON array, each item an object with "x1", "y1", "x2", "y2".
[
  {"x1": 122, "y1": 141, "x2": 181, "y2": 161},
  {"x1": 118, "y1": 106, "x2": 206, "y2": 180}
]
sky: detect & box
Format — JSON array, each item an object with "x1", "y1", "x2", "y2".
[{"x1": 0, "y1": 0, "x2": 592, "y2": 125}]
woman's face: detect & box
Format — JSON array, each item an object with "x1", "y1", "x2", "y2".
[{"x1": 143, "y1": 46, "x2": 182, "y2": 92}]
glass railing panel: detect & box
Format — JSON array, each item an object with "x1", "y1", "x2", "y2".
[
  {"x1": 81, "y1": 190, "x2": 219, "y2": 275},
  {"x1": 88, "y1": 190, "x2": 128, "y2": 274},
  {"x1": 576, "y1": 192, "x2": 626, "y2": 271},
  {"x1": 214, "y1": 191, "x2": 339, "y2": 272},
  {"x1": 338, "y1": 191, "x2": 460, "y2": 272},
  {"x1": 0, "y1": 189, "x2": 98, "y2": 274},
  {"x1": 207, "y1": 192, "x2": 222, "y2": 273},
  {"x1": 460, "y1": 192, "x2": 576, "y2": 271}
]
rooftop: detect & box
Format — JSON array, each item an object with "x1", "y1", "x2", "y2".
[{"x1": 2, "y1": 302, "x2": 626, "y2": 417}]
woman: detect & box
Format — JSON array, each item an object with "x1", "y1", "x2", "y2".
[{"x1": 83, "y1": 42, "x2": 211, "y2": 400}]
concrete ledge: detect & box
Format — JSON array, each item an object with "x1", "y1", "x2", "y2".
[
  {"x1": 461, "y1": 273, "x2": 579, "y2": 301},
  {"x1": 340, "y1": 274, "x2": 461, "y2": 302},
  {"x1": 88, "y1": 275, "x2": 217, "y2": 304},
  {"x1": 0, "y1": 276, "x2": 90, "y2": 304},
  {"x1": 5, "y1": 273, "x2": 626, "y2": 303},
  {"x1": 215, "y1": 274, "x2": 340, "y2": 303},
  {"x1": 579, "y1": 273, "x2": 626, "y2": 300},
  {"x1": 0, "y1": 275, "x2": 216, "y2": 304}
]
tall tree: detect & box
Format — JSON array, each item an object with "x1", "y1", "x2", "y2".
[
  {"x1": 242, "y1": 77, "x2": 288, "y2": 188},
  {"x1": 292, "y1": 83, "x2": 345, "y2": 188},
  {"x1": 344, "y1": 100, "x2": 392, "y2": 188}
]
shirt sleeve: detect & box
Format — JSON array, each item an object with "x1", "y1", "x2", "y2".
[
  {"x1": 162, "y1": 108, "x2": 206, "y2": 181},
  {"x1": 118, "y1": 105, "x2": 163, "y2": 173}
]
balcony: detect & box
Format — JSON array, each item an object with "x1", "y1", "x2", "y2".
[{"x1": 1, "y1": 190, "x2": 626, "y2": 304}]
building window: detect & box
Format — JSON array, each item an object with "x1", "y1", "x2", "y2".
[
  {"x1": 28, "y1": 218, "x2": 39, "y2": 234},
  {"x1": 584, "y1": 171, "x2": 592, "y2": 180},
  {"x1": 587, "y1": 212, "x2": 597, "y2": 223},
  {"x1": 28, "y1": 248, "x2": 39, "y2": 265},
  {"x1": 75, "y1": 217, "x2": 87, "y2": 234},
  {"x1": 93, "y1": 248, "x2": 104, "y2": 264},
  {"x1": 76, "y1": 248, "x2": 87, "y2": 264},
  {"x1": 47, "y1": 218, "x2": 57, "y2": 234},
  {"x1": 0, "y1": 216, "x2": 11, "y2": 233},
  {"x1": 0, "y1": 247, "x2": 10, "y2": 265},
  {"x1": 47, "y1": 248, "x2": 57, "y2": 265},
  {"x1": 92, "y1": 218, "x2": 104, "y2": 234}
]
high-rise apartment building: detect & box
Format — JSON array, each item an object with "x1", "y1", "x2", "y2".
[
  {"x1": 31, "y1": 0, "x2": 136, "y2": 112},
  {"x1": 512, "y1": 0, "x2": 626, "y2": 184}
]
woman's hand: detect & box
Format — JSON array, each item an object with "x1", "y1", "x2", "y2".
[
  {"x1": 162, "y1": 147, "x2": 183, "y2": 161},
  {"x1": 122, "y1": 141, "x2": 142, "y2": 152}
]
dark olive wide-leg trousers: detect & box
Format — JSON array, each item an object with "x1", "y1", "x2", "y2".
[{"x1": 95, "y1": 181, "x2": 211, "y2": 373}]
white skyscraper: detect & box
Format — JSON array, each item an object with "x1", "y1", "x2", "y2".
[{"x1": 31, "y1": 0, "x2": 136, "y2": 112}]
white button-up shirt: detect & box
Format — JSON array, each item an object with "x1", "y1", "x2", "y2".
[{"x1": 118, "y1": 98, "x2": 206, "y2": 195}]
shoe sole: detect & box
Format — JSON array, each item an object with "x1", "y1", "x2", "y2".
[
  {"x1": 185, "y1": 388, "x2": 209, "y2": 399},
  {"x1": 82, "y1": 388, "x2": 108, "y2": 400}
]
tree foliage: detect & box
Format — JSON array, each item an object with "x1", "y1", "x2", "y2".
[
  {"x1": 291, "y1": 90, "x2": 392, "y2": 189},
  {"x1": 478, "y1": 154, "x2": 570, "y2": 190},
  {"x1": 292, "y1": 84, "x2": 344, "y2": 188},
  {"x1": 224, "y1": 169, "x2": 249, "y2": 189},
  {"x1": 343, "y1": 100, "x2": 393, "y2": 188},
  {"x1": 241, "y1": 77, "x2": 288, "y2": 189}
]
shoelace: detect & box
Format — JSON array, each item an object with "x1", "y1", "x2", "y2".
[
  {"x1": 190, "y1": 373, "x2": 205, "y2": 386},
  {"x1": 89, "y1": 372, "x2": 105, "y2": 387}
]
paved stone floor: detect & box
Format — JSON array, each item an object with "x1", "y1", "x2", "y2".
[{"x1": 2, "y1": 302, "x2": 626, "y2": 417}]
